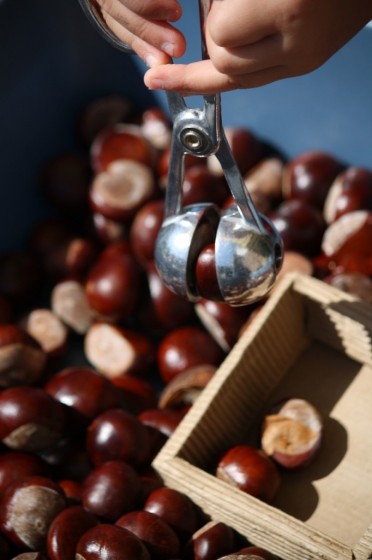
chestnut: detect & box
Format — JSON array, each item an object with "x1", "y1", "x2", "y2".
[
  {"x1": 244, "y1": 157, "x2": 284, "y2": 205},
  {"x1": 0, "y1": 451, "x2": 49, "y2": 496},
  {"x1": 195, "y1": 244, "x2": 223, "y2": 301},
  {"x1": 90, "y1": 212, "x2": 127, "y2": 244},
  {"x1": 116, "y1": 510, "x2": 181, "y2": 560},
  {"x1": 0, "y1": 475, "x2": 67, "y2": 551},
  {"x1": 184, "y1": 520, "x2": 236, "y2": 560},
  {"x1": 88, "y1": 159, "x2": 157, "y2": 223},
  {"x1": 182, "y1": 165, "x2": 230, "y2": 208},
  {"x1": 0, "y1": 324, "x2": 47, "y2": 387},
  {"x1": 77, "y1": 93, "x2": 133, "y2": 146},
  {"x1": 216, "y1": 445, "x2": 280, "y2": 503},
  {"x1": 110, "y1": 375, "x2": 158, "y2": 415},
  {"x1": 195, "y1": 299, "x2": 252, "y2": 352},
  {"x1": 261, "y1": 398, "x2": 323, "y2": 469},
  {"x1": 81, "y1": 460, "x2": 142, "y2": 521},
  {"x1": 138, "y1": 407, "x2": 189, "y2": 438},
  {"x1": 19, "y1": 308, "x2": 68, "y2": 358},
  {"x1": 84, "y1": 323, "x2": 156, "y2": 378},
  {"x1": 141, "y1": 106, "x2": 172, "y2": 151},
  {"x1": 157, "y1": 326, "x2": 225, "y2": 385},
  {"x1": 129, "y1": 199, "x2": 165, "y2": 265},
  {"x1": 90, "y1": 123, "x2": 156, "y2": 173},
  {"x1": 323, "y1": 166, "x2": 372, "y2": 224},
  {"x1": 39, "y1": 236, "x2": 97, "y2": 282},
  {"x1": 10, "y1": 554, "x2": 49, "y2": 560},
  {"x1": 44, "y1": 366, "x2": 121, "y2": 422},
  {"x1": 236, "y1": 545, "x2": 281, "y2": 560},
  {"x1": 57, "y1": 479, "x2": 82, "y2": 504},
  {"x1": 207, "y1": 127, "x2": 263, "y2": 177},
  {"x1": 158, "y1": 365, "x2": 216, "y2": 410},
  {"x1": 51, "y1": 279, "x2": 94, "y2": 335},
  {"x1": 320, "y1": 210, "x2": 372, "y2": 275},
  {"x1": 86, "y1": 408, "x2": 151, "y2": 467},
  {"x1": 282, "y1": 150, "x2": 345, "y2": 209},
  {"x1": 85, "y1": 240, "x2": 143, "y2": 322},
  {"x1": 0, "y1": 387, "x2": 66, "y2": 452},
  {"x1": 144, "y1": 486, "x2": 202, "y2": 543},
  {"x1": 269, "y1": 199, "x2": 326, "y2": 257},
  {"x1": 324, "y1": 271, "x2": 372, "y2": 303},
  {"x1": 47, "y1": 505, "x2": 99, "y2": 560},
  {"x1": 76, "y1": 523, "x2": 151, "y2": 560},
  {"x1": 144, "y1": 263, "x2": 195, "y2": 331}
]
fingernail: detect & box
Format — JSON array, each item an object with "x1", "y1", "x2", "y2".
[
  {"x1": 146, "y1": 78, "x2": 167, "y2": 90},
  {"x1": 145, "y1": 54, "x2": 160, "y2": 68},
  {"x1": 161, "y1": 42, "x2": 175, "y2": 57}
]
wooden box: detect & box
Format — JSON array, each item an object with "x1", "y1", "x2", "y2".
[{"x1": 153, "y1": 273, "x2": 372, "y2": 560}]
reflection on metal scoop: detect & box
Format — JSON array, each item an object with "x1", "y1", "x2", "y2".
[{"x1": 215, "y1": 207, "x2": 283, "y2": 305}]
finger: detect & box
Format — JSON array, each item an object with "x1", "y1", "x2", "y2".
[
  {"x1": 207, "y1": 0, "x2": 280, "y2": 48},
  {"x1": 101, "y1": 2, "x2": 186, "y2": 57},
  {"x1": 144, "y1": 59, "x2": 288, "y2": 93},
  {"x1": 115, "y1": 0, "x2": 182, "y2": 21},
  {"x1": 206, "y1": 33, "x2": 283, "y2": 76},
  {"x1": 103, "y1": 13, "x2": 172, "y2": 66}
]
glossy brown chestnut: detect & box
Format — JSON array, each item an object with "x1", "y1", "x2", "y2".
[
  {"x1": 195, "y1": 299, "x2": 252, "y2": 352},
  {"x1": 86, "y1": 408, "x2": 151, "y2": 467},
  {"x1": 182, "y1": 165, "x2": 230, "y2": 208},
  {"x1": 10, "y1": 553, "x2": 49, "y2": 560},
  {"x1": 85, "y1": 241, "x2": 143, "y2": 322},
  {"x1": 0, "y1": 387, "x2": 66, "y2": 452},
  {"x1": 47, "y1": 505, "x2": 99, "y2": 560},
  {"x1": 0, "y1": 475, "x2": 67, "y2": 551},
  {"x1": 0, "y1": 451, "x2": 49, "y2": 497},
  {"x1": 75, "y1": 523, "x2": 151, "y2": 560},
  {"x1": 110, "y1": 375, "x2": 158, "y2": 415},
  {"x1": 44, "y1": 366, "x2": 121, "y2": 422},
  {"x1": 57, "y1": 479, "x2": 82, "y2": 504},
  {"x1": 81, "y1": 460, "x2": 142, "y2": 521},
  {"x1": 216, "y1": 445, "x2": 280, "y2": 503},
  {"x1": 184, "y1": 520, "x2": 236, "y2": 560},
  {"x1": 144, "y1": 263, "x2": 195, "y2": 331},
  {"x1": 90, "y1": 123, "x2": 155, "y2": 174},
  {"x1": 208, "y1": 127, "x2": 263, "y2": 177},
  {"x1": 138, "y1": 407, "x2": 189, "y2": 439},
  {"x1": 84, "y1": 323, "x2": 156, "y2": 378},
  {"x1": 0, "y1": 324, "x2": 47, "y2": 388},
  {"x1": 90, "y1": 212, "x2": 127, "y2": 244},
  {"x1": 51, "y1": 279, "x2": 94, "y2": 335},
  {"x1": 144, "y1": 487, "x2": 202, "y2": 543},
  {"x1": 88, "y1": 159, "x2": 157, "y2": 224},
  {"x1": 237, "y1": 545, "x2": 281, "y2": 559},
  {"x1": 320, "y1": 210, "x2": 372, "y2": 275},
  {"x1": 116, "y1": 510, "x2": 181, "y2": 560},
  {"x1": 157, "y1": 326, "x2": 225, "y2": 385},
  {"x1": 195, "y1": 244, "x2": 223, "y2": 301},
  {"x1": 129, "y1": 200, "x2": 165, "y2": 265},
  {"x1": 269, "y1": 199, "x2": 326, "y2": 257},
  {"x1": 323, "y1": 166, "x2": 372, "y2": 224},
  {"x1": 282, "y1": 150, "x2": 345, "y2": 209},
  {"x1": 41, "y1": 236, "x2": 97, "y2": 282}
]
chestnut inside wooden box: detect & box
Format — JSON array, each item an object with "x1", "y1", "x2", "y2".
[{"x1": 153, "y1": 272, "x2": 372, "y2": 560}]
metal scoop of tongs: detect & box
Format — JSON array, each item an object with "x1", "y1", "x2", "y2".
[{"x1": 79, "y1": 0, "x2": 284, "y2": 306}]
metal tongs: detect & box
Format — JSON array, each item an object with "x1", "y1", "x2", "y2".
[{"x1": 79, "y1": 0, "x2": 283, "y2": 306}]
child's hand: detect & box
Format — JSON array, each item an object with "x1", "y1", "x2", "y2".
[
  {"x1": 95, "y1": 0, "x2": 186, "y2": 66},
  {"x1": 143, "y1": 0, "x2": 372, "y2": 92}
]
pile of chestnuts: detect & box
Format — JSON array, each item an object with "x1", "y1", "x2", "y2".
[{"x1": 0, "y1": 92, "x2": 371, "y2": 559}]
